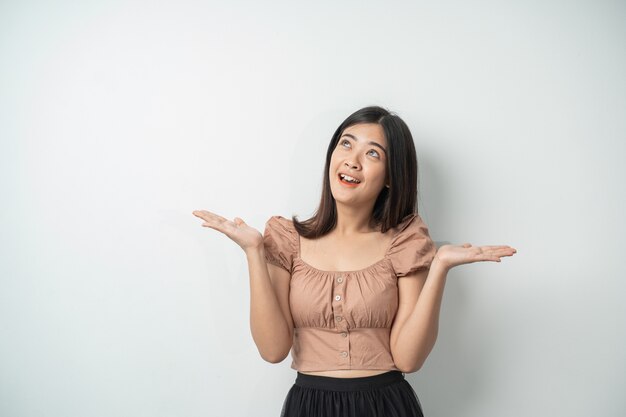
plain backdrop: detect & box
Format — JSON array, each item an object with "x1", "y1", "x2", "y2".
[{"x1": 1, "y1": 1, "x2": 625, "y2": 416}]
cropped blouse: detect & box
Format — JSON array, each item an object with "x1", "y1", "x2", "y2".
[{"x1": 262, "y1": 213, "x2": 437, "y2": 372}]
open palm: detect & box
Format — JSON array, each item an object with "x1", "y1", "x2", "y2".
[
  {"x1": 192, "y1": 210, "x2": 263, "y2": 252},
  {"x1": 435, "y1": 243, "x2": 517, "y2": 270}
]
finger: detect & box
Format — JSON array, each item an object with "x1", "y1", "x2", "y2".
[
  {"x1": 471, "y1": 252, "x2": 508, "y2": 264},
  {"x1": 192, "y1": 210, "x2": 210, "y2": 220},
  {"x1": 192, "y1": 210, "x2": 214, "y2": 220},
  {"x1": 478, "y1": 256, "x2": 502, "y2": 262},
  {"x1": 480, "y1": 247, "x2": 516, "y2": 256},
  {"x1": 197, "y1": 214, "x2": 236, "y2": 233},
  {"x1": 495, "y1": 248, "x2": 517, "y2": 257},
  {"x1": 193, "y1": 210, "x2": 229, "y2": 224},
  {"x1": 478, "y1": 245, "x2": 515, "y2": 251}
]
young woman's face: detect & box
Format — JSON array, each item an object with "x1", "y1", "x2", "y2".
[{"x1": 329, "y1": 123, "x2": 388, "y2": 207}]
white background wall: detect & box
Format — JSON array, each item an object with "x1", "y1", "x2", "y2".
[{"x1": 1, "y1": 1, "x2": 624, "y2": 416}]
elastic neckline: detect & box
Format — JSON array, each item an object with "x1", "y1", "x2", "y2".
[
  {"x1": 294, "y1": 255, "x2": 391, "y2": 274},
  {"x1": 294, "y1": 213, "x2": 417, "y2": 274}
]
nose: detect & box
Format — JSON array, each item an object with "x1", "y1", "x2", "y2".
[{"x1": 344, "y1": 160, "x2": 360, "y2": 170}]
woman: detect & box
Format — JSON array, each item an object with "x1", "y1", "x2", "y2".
[{"x1": 192, "y1": 106, "x2": 516, "y2": 416}]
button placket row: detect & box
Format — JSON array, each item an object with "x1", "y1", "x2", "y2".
[{"x1": 333, "y1": 274, "x2": 350, "y2": 364}]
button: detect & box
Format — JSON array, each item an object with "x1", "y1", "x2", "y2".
[
  {"x1": 335, "y1": 316, "x2": 342, "y2": 322},
  {"x1": 334, "y1": 295, "x2": 341, "y2": 301},
  {"x1": 340, "y1": 351, "x2": 348, "y2": 357},
  {"x1": 337, "y1": 276, "x2": 344, "y2": 283},
  {"x1": 341, "y1": 332, "x2": 347, "y2": 338}
]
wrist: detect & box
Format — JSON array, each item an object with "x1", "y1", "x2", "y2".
[
  {"x1": 245, "y1": 243, "x2": 265, "y2": 259},
  {"x1": 431, "y1": 253, "x2": 451, "y2": 273}
]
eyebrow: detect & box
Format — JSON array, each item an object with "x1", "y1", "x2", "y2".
[{"x1": 340, "y1": 133, "x2": 387, "y2": 155}]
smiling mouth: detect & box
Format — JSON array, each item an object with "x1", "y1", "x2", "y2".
[{"x1": 338, "y1": 173, "x2": 361, "y2": 186}]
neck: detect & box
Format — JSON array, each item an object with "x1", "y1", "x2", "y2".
[{"x1": 334, "y1": 202, "x2": 376, "y2": 235}]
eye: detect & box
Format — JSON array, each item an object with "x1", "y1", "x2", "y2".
[
  {"x1": 340, "y1": 139, "x2": 351, "y2": 148},
  {"x1": 368, "y1": 149, "x2": 380, "y2": 158}
]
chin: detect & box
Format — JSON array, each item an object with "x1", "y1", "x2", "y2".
[{"x1": 331, "y1": 190, "x2": 371, "y2": 206}]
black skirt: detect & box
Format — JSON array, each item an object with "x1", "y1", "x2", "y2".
[{"x1": 280, "y1": 370, "x2": 424, "y2": 417}]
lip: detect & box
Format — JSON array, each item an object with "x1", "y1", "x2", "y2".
[
  {"x1": 337, "y1": 172, "x2": 362, "y2": 187},
  {"x1": 337, "y1": 172, "x2": 362, "y2": 182}
]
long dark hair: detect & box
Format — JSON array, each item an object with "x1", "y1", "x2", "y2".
[{"x1": 293, "y1": 105, "x2": 421, "y2": 238}]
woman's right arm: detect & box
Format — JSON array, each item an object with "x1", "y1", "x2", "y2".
[
  {"x1": 191, "y1": 210, "x2": 293, "y2": 364},
  {"x1": 246, "y1": 244, "x2": 294, "y2": 363}
]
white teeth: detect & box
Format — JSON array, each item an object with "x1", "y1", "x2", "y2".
[{"x1": 340, "y1": 174, "x2": 361, "y2": 183}]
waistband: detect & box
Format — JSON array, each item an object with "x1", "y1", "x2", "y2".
[{"x1": 295, "y1": 371, "x2": 405, "y2": 392}]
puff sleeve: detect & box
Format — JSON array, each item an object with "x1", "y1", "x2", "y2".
[
  {"x1": 263, "y1": 215, "x2": 297, "y2": 273},
  {"x1": 387, "y1": 214, "x2": 437, "y2": 277}
]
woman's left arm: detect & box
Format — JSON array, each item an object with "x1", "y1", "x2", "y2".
[{"x1": 391, "y1": 243, "x2": 516, "y2": 373}]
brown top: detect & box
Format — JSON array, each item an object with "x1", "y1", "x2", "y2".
[{"x1": 263, "y1": 213, "x2": 437, "y2": 372}]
